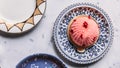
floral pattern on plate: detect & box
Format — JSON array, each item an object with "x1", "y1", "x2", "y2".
[{"x1": 53, "y1": 3, "x2": 114, "y2": 64}]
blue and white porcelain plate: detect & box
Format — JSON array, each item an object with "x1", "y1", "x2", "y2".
[
  {"x1": 53, "y1": 3, "x2": 114, "y2": 64},
  {"x1": 16, "y1": 54, "x2": 66, "y2": 68}
]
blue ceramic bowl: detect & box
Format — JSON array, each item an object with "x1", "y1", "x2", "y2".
[{"x1": 16, "y1": 54, "x2": 66, "y2": 68}]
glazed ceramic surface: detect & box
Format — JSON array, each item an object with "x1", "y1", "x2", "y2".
[
  {"x1": 53, "y1": 3, "x2": 113, "y2": 64},
  {"x1": 16, "y1": 54, "x2": 66, "y2": 68},
  {"x1": 0, "y1": 0, "x2": 119, "y2": 68},
  {"x1": 0, "y1": 0, "x2": 46, "y2": 33}
]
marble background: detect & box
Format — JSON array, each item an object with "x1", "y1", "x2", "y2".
[{"x1": 0, "y1": 0, "x2": 120, "y2": 68}]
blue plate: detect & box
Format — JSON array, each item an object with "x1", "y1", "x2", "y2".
[
  {"x1": 53, "y1": 3, "x2": 114, "y2": 64},
  {"x1": 16, "y1": 54, "x2": 66, "y2": 68}
]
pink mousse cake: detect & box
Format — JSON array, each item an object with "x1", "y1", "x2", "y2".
[{"x1": 67, "y1": 15, "x2": 100, "y2": 52}]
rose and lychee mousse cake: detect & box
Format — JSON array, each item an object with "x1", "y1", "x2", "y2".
[{"x1": 67, "y1": 15, "x2": 100, "y2": 53}]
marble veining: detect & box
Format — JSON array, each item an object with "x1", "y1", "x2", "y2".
[{"x1": 0, "y1": 0, "x2": 120, "y2": 68}]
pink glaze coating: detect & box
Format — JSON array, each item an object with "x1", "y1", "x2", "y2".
[{"x1": 68, "y1": 15, "x2": 100, "y2": 48}]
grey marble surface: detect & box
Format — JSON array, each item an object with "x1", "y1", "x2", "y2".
[{"x1": 0, "y1": 0, "x2": 120, "y2": 68}]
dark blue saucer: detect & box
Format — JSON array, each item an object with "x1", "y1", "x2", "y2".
[{"x1": 16, "y1": 54, "x2": 66, "y2": 68}]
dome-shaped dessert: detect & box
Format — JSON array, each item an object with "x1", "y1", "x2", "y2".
[{"x1": 67, "y1": 15, "x2": 100, "y2": 52}]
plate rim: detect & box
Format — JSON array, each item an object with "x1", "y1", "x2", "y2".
[
  {"x1": 53, "y1": 3, "x2": 114, "y2": 64},
  {"x1": 0, "y1": 0, "x2": 46, "y2": 34},
  {"x1": 16, "y1": 53, "x2": 67, "y2": 68}
]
